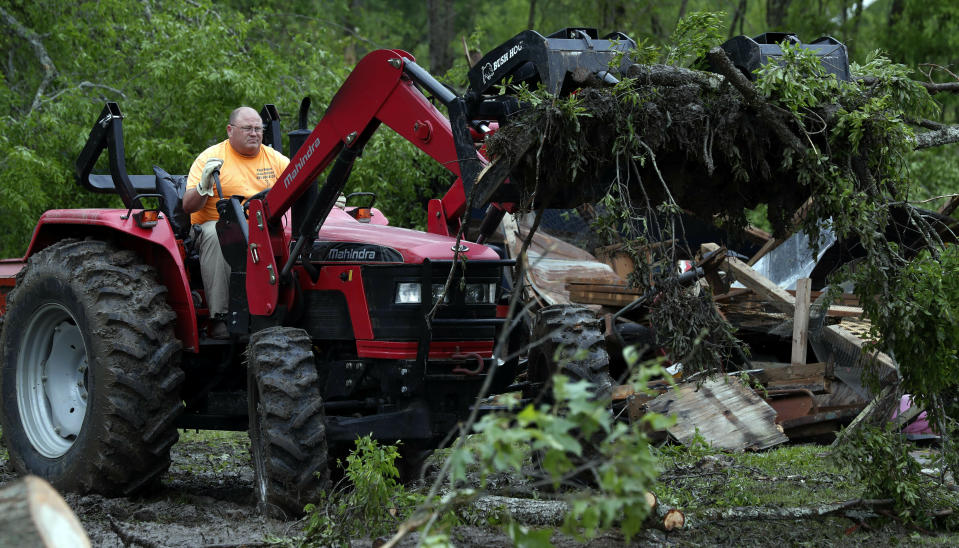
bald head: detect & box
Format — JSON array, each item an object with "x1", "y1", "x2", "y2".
[
  {"x1": 229, "y1": 106, "x2": 259, "y2": 125},
  {"x1": 226, "y1": 106, "x2": 263, "y2": 157}
]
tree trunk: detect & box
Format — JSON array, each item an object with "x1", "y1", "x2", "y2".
[
  {"x1": 729, "y1": 0, "x2": 748, "y2": 38},
  {"x1": 678, "y1": 0, "x2": 690, "y2": 22},
  {"x1": 427, "y1": 0, "x2": 455, "y2": 74},
  {"x1": 343, "y1": 0, "x2": 362, "y2": 66},
  {"x1": 599, "y1": 0, "x2": 627, "y2": 31},
  {"x1": 527, "y1": 0, "x2": 536, "y2": 30},
  {"x1": 888, "y1": 0, "x2": 904, "y2": 28},
  {"x1": 766, "y1": 0, "x2": 792, "y2": 29},
  {"x1": 0, "y1": 476, "x2": 90, "y2": 547}
]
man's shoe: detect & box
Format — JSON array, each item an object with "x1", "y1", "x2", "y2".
[{"x1": 208, "y1": 319, "x2": 230, "y2": 340}]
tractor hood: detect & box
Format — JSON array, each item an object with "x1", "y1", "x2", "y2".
[{"x1": 316, "y1": 210, "x2": 499, "y2": 264}]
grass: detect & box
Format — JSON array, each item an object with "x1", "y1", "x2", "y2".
[
  {"x1": 171, "y1": 429, "x2": 250, "y2": 478},
  {"x1": 650, "y1": 441, "x2": 959, "y2": 546},
  {"x1": 177, "y1": 429, "x2": 249, "y2": 444}
]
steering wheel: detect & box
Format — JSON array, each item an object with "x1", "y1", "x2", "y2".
[{"x1": 242, "y1": 188, "x2": 271, "y2": 215}]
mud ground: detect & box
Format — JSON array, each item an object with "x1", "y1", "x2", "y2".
[
  {"x1": 0, "y1": 431, "x2": 637, "y2": 547},
  {"x1": 2, "y1": 431, "x2": 955, "y2": 547}
]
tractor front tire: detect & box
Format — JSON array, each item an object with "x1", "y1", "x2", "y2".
[
  {"x1": 247, "y1": 327, "x2": 329, "y2": 517},
  {"x1": 528, "y1": 304, "x2": 614, "y2": 399},
  {"x1": 0, "y1": 239, "x2": 183, "y2": 496}
]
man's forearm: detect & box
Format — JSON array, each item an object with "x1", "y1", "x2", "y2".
[{"x1": 182, "y1": 187, "x2": 207, "y2": 214}]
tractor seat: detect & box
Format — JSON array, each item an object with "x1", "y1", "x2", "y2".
[{"x1": 153, "y1": 165, "x2": 192, "y2": 240}]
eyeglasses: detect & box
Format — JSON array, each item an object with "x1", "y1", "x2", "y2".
[{"x1": 232, "y1": 124, "x2": 266, "y2": 134}]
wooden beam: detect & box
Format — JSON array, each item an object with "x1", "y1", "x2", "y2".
[
  {"x1": 792, "y1": 278, "x2": 811, "y2": 365},
  {"x1": 747, "y1": 236, "x2": 783, "y2": 266},
  {"x1": 750, "y1": 362, "x2": 827, "y2": 383},
  {"x1": 702, "y1": 242, "x2": 796, "y2": 314}
]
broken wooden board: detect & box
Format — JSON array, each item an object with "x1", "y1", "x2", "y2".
[
  {"x1": 646, "y1": 377, "x2": 788, "y2": 451},
  {"x1": 749, "y1": 362, "x2": 830, "y2": 394},
  {"x1": 715, "y1": 288, "x2": 861, "y2": 316},
  {"x1": 566, "y1": 279, "x2": 642, "y2": 307},
  {"x1": 503, "y1": 214, "x2": 624, "y2": 307}
]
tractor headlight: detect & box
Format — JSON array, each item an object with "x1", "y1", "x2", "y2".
[
  {"x1": 464, "y1": 283, "x2": 497, "y2": 304},
  {"x1": 395, "y1": 283, "x2": 449, "y2": 304},
  {"x1": 395, "y1": 282, "x2": 421, "y2": 304},
  {"x1": 431, "y1": 284, "x2": 449, "y2": 304}
]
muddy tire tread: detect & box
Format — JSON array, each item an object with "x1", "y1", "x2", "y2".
[
  {"x1": 247, "y1": 326, "x2": 329, "y2": 517},
  {"x1": 0, "y1": 239, "x2": 184, "y2": 496},
  {"x1": 529, "y1": 304, "x2": 614, "y2": 398}
]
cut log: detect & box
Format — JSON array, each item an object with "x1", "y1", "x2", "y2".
[
  {"x1": 663, "y1": 508, "x2": 686, "y2": 531},
  {"x1": 645, "y1": 491, "x2": 658, "y2": 512},
  {"x1": 0, "y1": 475, "x2": 90, "y2": 548}
]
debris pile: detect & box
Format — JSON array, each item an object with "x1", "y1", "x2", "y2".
[{"x1": 576, "y1": 234, "x2": 934, "y2": 448}]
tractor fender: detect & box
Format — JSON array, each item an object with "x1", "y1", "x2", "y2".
[{"x1": 21, "y1": 209, "x2": 199, "y2": 352}]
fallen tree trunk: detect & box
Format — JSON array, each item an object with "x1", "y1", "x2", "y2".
[
  {"x1": 691, "y1": 498, "x2": 892, "y2": 523},
  {"x1": 471, "y1": 495, "x2": 569, "y2": 526}
]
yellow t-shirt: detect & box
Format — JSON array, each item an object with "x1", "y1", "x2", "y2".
[{"x1": 187, "y1": 140, "x2": 290, "y2": 225}]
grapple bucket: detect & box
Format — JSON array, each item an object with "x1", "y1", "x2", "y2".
[
  {"x1": 717, "y1": 32, "x2": 851, "y2": 81},
  {"x1": 463, "y1": 28, "x2": 635, "y2": 118}
]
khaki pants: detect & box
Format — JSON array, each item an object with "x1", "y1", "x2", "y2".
[{"x1": 195, "y1": 220, "x2": 230, "y2": 316}]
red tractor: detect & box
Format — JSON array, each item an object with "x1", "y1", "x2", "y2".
[{"x1": 0, "y1": 28, "x2": 637, "y2": 515}]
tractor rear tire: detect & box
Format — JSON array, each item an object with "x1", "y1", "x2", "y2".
[
  {"x1": 247, "y1": 327, "x2": 329, "y2": 517},
  {"x1": 528, "y1": 304, "x2": 614, "y2": 399},
  {"x1": 0, "y1": 239, "x2": 183, "y2": 496}
]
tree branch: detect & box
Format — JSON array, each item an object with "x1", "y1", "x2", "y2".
[
  {"x1": 859, "y1": 75, "x2": 959, "y2": 95},
  {"x1": 41, "y1": 81, "x2": 127, "y2": 105},
  {"x1": 919, "y1": 81, "x2": 959, "y2": 94},
  {"x1": 0, "y1": 6, "x2": 58, "y2": 113},
  {"x1": 706, "y1": 47, "x2": 808, "y2": 155},
  {"x1": 906, "y1": 117, "x2": 944, "y2": 130},
  {"x1": 914, "y1": 125, "x2": 959, "y2": 149}
]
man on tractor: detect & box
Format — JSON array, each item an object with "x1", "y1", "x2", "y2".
[{"x1": 182, "y1": 106, "x2": 290, "y2": 339}]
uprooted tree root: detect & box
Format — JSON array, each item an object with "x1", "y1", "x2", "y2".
[{"x1": 486, "y1": 62, "x2": 817, "y2": 237}]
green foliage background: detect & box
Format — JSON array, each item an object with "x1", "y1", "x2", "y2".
[{"x1": 1, "y1": 0, "x2": 958, "y2": 258}]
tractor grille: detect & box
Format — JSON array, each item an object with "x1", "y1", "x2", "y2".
[
  {"x1": 302, "y1": 290, "x2": 355, "y2": 340},
  {"x1": 361, "y1": 260, "x2": 510, "y2": 341}
]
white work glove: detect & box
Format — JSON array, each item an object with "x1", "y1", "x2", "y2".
[
  {"x1": 335, "y1": 193, "x2": 346, "y2": 209},
  {"x1": 197, "y1": 158, "x2": 223, "y2": 197}
]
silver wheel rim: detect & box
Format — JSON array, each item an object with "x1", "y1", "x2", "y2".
[{"x1": 16, "y1": 303, "x2": 89, "y2": 458}]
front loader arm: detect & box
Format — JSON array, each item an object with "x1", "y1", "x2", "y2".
[{"x1": 246, "y1": 49, "x2": 486, "y2": 316}]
